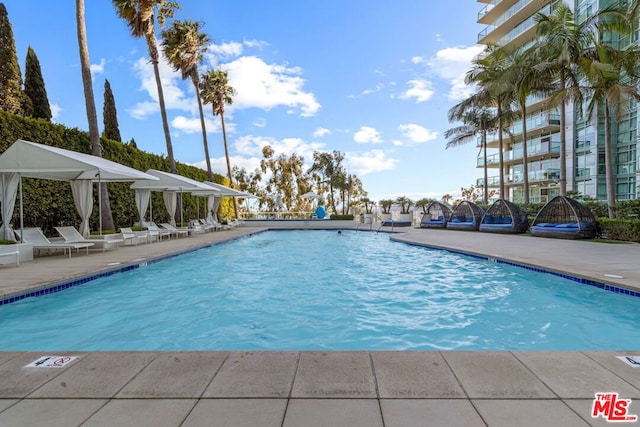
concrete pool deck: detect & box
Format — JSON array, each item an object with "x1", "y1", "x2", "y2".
[{"x1": 0, "y1": 226, "x2": 639, "y2": 426}]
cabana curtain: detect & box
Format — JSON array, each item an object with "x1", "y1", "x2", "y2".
[
  {"x1": 134, "y1": 189, "x2": 151, "y2": 226},
  {"x1": 70, "y1": 180, "x2": 93, "y2": 238},
  {"x1": 206, "y1": 195, "x2": 216, "y2": 223},
  {"x1": 0, "y1": 172, "x2": 19, "y2": 240},
  {"x1": 163, "y1": 191, "x2": 177, "y2": 226}
]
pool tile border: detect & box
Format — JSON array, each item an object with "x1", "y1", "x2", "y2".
[{"x1": 395, "y1": 238, "x2": 640, "y2": 299}]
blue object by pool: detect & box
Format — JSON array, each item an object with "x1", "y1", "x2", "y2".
[
  {"x1": 0, "y1": 230, "x2": 639, "y2": 351},
  {"x1": 314, "y1": 205, "x2": 326, "y2": 219}
]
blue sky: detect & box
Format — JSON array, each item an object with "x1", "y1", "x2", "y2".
[{"x1": 5, "y1": 0, "x2": 484, "y2": 202}]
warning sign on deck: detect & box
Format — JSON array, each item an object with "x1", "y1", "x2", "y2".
[
  {"x1": 617, "y1": 356, "x2": 640, "y2": 368},
  {"x1": 25, "y1": 355, "x2": 78, "y2": 368}
]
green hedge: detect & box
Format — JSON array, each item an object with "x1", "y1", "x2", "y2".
[
  {"x1": 0, "y1": 111, "x2": 234, "y2": 234},
  {"x1": 330, "y1": 214, "x2": 354, "y2": 220},
  {"x1": 597, "y1": 218, "x2": 640, "y2": 242}
]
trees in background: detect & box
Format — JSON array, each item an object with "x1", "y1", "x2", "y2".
[
  {"x1": 102, "y1": 79, "x2": 122, "y2": 142},
  {"x1": 76, "y1": 0, "x2": 114, "y2": 231},
  {"x1": 24, "y1": 46, "x2": 51, "y2": 121},
  {"x1": 112, "y1": 0, "x2": 179, "y2": 173},
  {"x1": 0, "y1": 3, "x2": 30, "y2": 116}
]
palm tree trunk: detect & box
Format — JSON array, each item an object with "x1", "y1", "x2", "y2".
[
  {"x1": 76, "y1": 0, "x2": 114, "y2": 232},
  {"x1": 147, "y1": 31, "x2": 176, "y2": 174},
  {"x1": 220, "y1": 109, "x2": 238, "y2": 217},
  {"x1": 482, "y1": 130, "x2": 488, "y2": 205},
  {"x1": 604, "y1": 103, "x2": 615, "y2": 218},
  {"x1": 522, "y1": 104, "x2": 529, "y2": 204},
  {"x1": 559, "y1": 72, "x2": 567, "y2": 196},
  {"x1": 497, "y1": 100, "x2": 505, "y2": 199},
  {"x1": 194, "y1": 85, "x2": 213, "y2": 182}
]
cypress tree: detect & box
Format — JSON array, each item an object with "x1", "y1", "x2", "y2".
[
  {"x1": 0, "y1": 3, "x2": 25, "y2": 114},
  {"x1": 102, "y1": 79, "x2": 121, "y2": 142},
  {"x1": 24, "y1": 46, "x2": 51, "y2": 120}
]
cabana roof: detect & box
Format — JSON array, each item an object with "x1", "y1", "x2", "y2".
[
  {"x1": 530, "y1": 196, "x2": 596, "y2": 239},
  {"x1": 0, "y1": 139, "x2": 158, "y2": 182},
  {"x1": 130, "y1": 169, "x2": 214, "y2": 192},
  {"x1": 426, "y1": 201, "x2": 452, "y2": 218},
  {"x1": 419, "y1": 201, "x2": 452, "y2": 229},
  {"x1": 479, "y1": 198, "x2": 529, "y2": 234}
]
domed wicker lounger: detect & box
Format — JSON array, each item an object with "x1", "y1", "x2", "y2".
[
  {"x1": 479, "y1": 199, "x2": 529, "y2": 234},
  {"x1": 530, "y1": 196, "x2": 597, "y2": 239},
  {"x1": 446, "y1": 200, "x2": 485, "y2": 231},
  {"x1": 419, "y1": 201, "x2": 452, "y2": 229}
]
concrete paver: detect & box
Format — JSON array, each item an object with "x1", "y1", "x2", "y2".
[
  {"x1": 283, "y1": 399, "x2": 383, "y2": 427},
  {"x1": 291, "y1": 351, "x2": 376, "y2": 398},
  {"x1": 203, "y1": 350, "x2": 298, "y2": 398},
  {"x1": 1, "y1": 226, "x2": 640, "y2": 425},
  {"x1": 380, "y1": 399, "x2": 486, "y2": 427},
  {"x1": 372, "y1": 351, "x2": 465, "y2": 398},
  {"x1": 182, "y1": 399, "x2": 287, "y2": 427},
  {"x1": 472, "y1": 399, "x2": 591, "y2": 427}
]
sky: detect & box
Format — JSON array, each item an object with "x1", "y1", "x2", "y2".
[{"x1": 5, "y1": 0, "x2": 485, "y2": 202}]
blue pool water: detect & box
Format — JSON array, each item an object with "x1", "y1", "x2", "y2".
[{"x1": 1, "y1": 229, "x2": 639, "y2": 351}]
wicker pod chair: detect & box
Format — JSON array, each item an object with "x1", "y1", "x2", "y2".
[
  {"x1": 479, "y1": 198, "x2": 529, "y2": 234},
  {"x1": 446, "y1": 200, "x2": 485, "y2": 231},
  {"x1": 530, "y1": 196, "x2": 597, "y2": 239},
  {"x1": 419, "y1": 201, "x2": 452, "y2": 229}
]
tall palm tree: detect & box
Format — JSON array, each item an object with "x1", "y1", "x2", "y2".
[
  {"x1": 160, "y1": 20, "x2": 212, "y2": 179},
  {"x1": 446, "y1": 97, "x2": 498, "y2": 205},
  {"x1": 200, "y1": 69, "x2": 237, "y2": 216},
  {"x1": 580, "y1": 42, "x2": 640, "y2": 218},
  {"x1": 112, "y1": 0, "x2": 179, "y2": 173},
  {"x1": 465, "y1": 46, "x2": 514, "y2": 199},
  {"x1": 76, "y1": 0, "x2": 114, "y2": 232},
  {"x1": 534, "y1": 2, "x2": 625, "y2": 196},
  {"x1": 502, "y1": 45, "x2": 554, "y2": 204}
]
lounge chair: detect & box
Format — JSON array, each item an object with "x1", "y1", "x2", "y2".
[
  {"x1": 160, "y1": 223, "x2": 191, "y2": 238},
  {"x1": 15, "y1": 227, "x2": 93, "y2": 259},
  {"x1": 147, "y1": 222, "x2": 171, "y2": 241},
  {"x1": 119, "y1": 227, "x2": 146, "y2": 245},
  {"x1": 54, "y1": 226, "x2": 124, "y2": 252},
  {"x1": 198, "y1": 219, "x2": 217, "y2": 232}
]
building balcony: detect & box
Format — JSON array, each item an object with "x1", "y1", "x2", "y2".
[
  {"x1": 478, "y1": 2, "x2": 551, "y2": 46},
  {"x1": 477, "y1": 168, "x2": 560, "y2": 188},
  {"x1": 484, "y1": 112, "x2": 560, "y2": 148},
  {"x1": 477, "y1": 140, "x2": 560, "y2": 168}
]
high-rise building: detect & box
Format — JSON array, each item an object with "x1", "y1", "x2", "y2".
[{"x1": 475, "y1": 0, "x2": 639, "y2": 203}]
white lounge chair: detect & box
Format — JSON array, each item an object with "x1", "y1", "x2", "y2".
[
  {"x1": 147, "y1": 222, "x2": 171, "y2": 241},
  {"x1": 54, "y1": 226, "x2": 123, "y2": 252},
  {"x1": 15, "y1": 227, "x2": 93, "y2": 259},
  {"x1": 160, "y1": 223, "x2": 190, "y2": 238},
  {"x1": 119, "y1": 227, "x2": 146, "y2": 245}
]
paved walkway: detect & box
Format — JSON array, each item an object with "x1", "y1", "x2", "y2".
[{"x1": 0, "y1": 226, "x2": 639, "y2": 426}]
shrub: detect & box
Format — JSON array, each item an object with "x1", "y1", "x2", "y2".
[
  {"x1": 0, "y1": 239, "x2": 16, "y2": 245},
  {"x1": 330, "y1": 214, "x2": 354, "y2": 220},
  {"x1": 597, "y1": 218, "x2": 640, "y2": 242}
]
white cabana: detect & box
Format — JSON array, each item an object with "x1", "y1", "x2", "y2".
[
  {"x1": 191, "y1": 181, "x2": 257, "y2": 222},
  {"x1": 130, "y1": 169, "x2": 216, "y2": 226},
  {"x1": 0, "y1": 139, "x2": 159, "y2": 239}
]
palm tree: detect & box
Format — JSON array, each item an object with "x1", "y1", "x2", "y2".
[
  {"x1": 465, "y1": 46, "x2": 514, "y2": 199},
  {"x1": 76, "y1": 0, "x2": 114, "y2": 232},
  {"x1": 534, "y1": 2, "x2": 625, "y2": 196},
  {"x1": 200, "y1": 69, "x2": 237, "y2": 216},
  {"x1": 580, "y1": 42, "x2": 640, "y2": 218},
  {"x1": 446, "y1": 98, "x2": 498, "y2": 205},
  {"x1": 161, "y1": 20, "x2": 212, "y2": 179},
  {"x1": 502, "y1": 45, "x2": 554, "y2": 204},
  {"x1": 112, "y1": 0, "x2": 179, "y2": 173}
]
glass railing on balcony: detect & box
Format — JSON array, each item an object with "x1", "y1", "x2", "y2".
[
  {"x1": 511, "y1": 113, "x2": 561, "y2": 135},
  {"x1": 485, "y1": 3, "x2": 551, "y2": 45}
]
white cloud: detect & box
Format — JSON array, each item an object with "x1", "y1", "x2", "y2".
[
  {"x1": 205, "y1": 41, "x2": 244, "y2": 65},
  {"x1": 313, "y1": 127, "x2": 331, "y2": 138},
  {"x1": 90, "y1": 58, "x2": 106, "y2": 76},
  {"x1": 399, "y1": 79, "x2": 434, "y2": 103},
  {"x1": 223, "y1": 56, "x2": 320, "y2": 117},
  {"x1": 347, "y1": 150, "x2": 398, "y2": 175},
  {"x1": 252, "y1": 117, "x2": 267, "y2": 128},
  {"x1": 397, "y1": 124, "x2": 439, "y2": 145},
  {"x1": 426, "y1": 45, "x2": 484, "y2": 100},
  {"x1": 233, "y1": 134, "x2": 325, "y2": 161},
  {"x1": 191, "y1": 155, "x2": 260, "y2": 176},
  {"x1": 348, "y1": 83, "x2": 384, "y2": 99},
  {"x1": 50, "y1": 103, "x2": 62, "y2": 121},
  {"x1": 353, "y1": 126, "x2": 383, "y2": 144},
  {"x1": 243, "y1": 39, "x2": 269, "y2": 49},
  {"x1": 128, "y1": 57, "x2": 193, "y2": 119},
  {"x1": 171, "y1": 115, "x2": 220, "y2": 134}
]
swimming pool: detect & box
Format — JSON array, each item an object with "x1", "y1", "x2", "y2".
[{"x1": 1, "y1": 229, "x2": 639, "y2": 351}]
